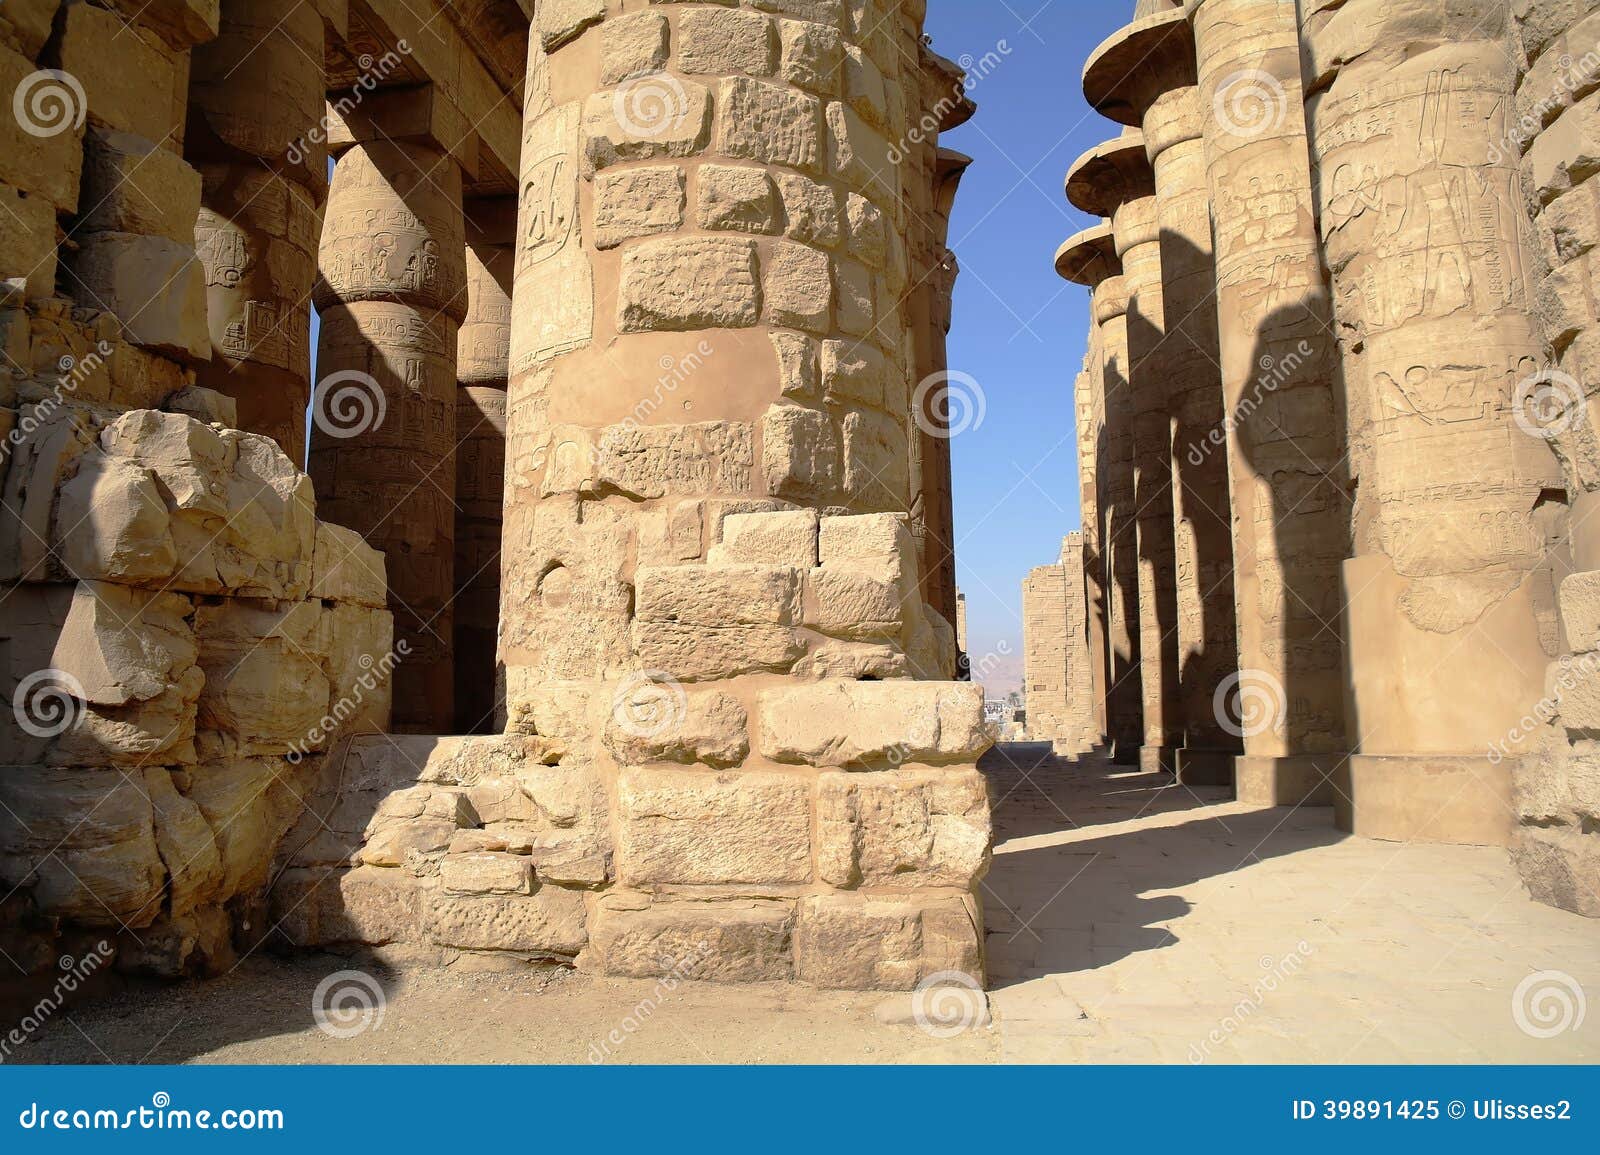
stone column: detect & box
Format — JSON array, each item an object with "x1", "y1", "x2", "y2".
[
  {"x1": 1068, "y1": 135, "x2": 1179, "y2": 773},
  {"x1": 1057, "y1": 225, "x2": 1143, "y2": 761},
  {"x1": 1298, "y1": 0, "x2": 1562, "y2": 843},
  {"x1": 1187, "y1": 0, "x2": 1348, "y2": 802},
  {"x1": 186, "y1": 0, "x2": 327, "y2": 464},
  {"x1": 1074, "y1": 348, "x2": 1110, "y2": 744},
  {"x1": 311, "y1": 133, "x2": 467, "y2": 734},
  {"x1": 499, "y1": 3, "x2": 990, "y2": 989},
  {"x1": 1084, "y1": 9, "x2": 1242, "y2": 784},
  {"x1": 454, "y1": 197, "x2": 515, "y2": 734}
]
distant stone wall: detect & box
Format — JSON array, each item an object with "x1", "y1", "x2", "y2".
[{"x1": 1022, "y1": 533, "x2": 1097, "y2": 755}]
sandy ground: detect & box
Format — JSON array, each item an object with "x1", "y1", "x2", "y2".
[{"x1": 12, "y1": 746, "x2": 1599, "y2": 1065}]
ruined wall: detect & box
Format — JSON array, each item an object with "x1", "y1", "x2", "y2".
[
  {"x1": 1023, "y1": 533, "x2": 1098, "y2": 755},
  {"x1": 0, "y1": 0, "x2": 393, "y2": 983},
  {"x1": 1510, "y1": 0, "x2": 1600, "y2": 915}
]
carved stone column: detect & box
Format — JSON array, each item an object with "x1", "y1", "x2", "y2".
[
  {"x1": 1068, "y1": 136, "x2": 1179, "y2": 773},
  {"x1": 1074, "y1": 346, "x2": 1110, "y2": 744},
  {"x1": 186, "y1": 0, "x2": 327, "y2": 463},
  {"x1": 1057, "y1": 225, "x2": 1142, "y2": 761},
  {"x1": 311, "y1": 133, "x2": 467, "y2": 733},
  {"x1": 1299, "y1": 0, "x2": 1562, "y2": 843},
  {"x1": 1187, "y1": 0, "x2": 1349, "y2": 802},
  {"x1": 1084, "y1": 9, "x2": 1242, "y2": 784},
  {"x1": 455, "y1": 197, "x2": 515, "y2": 734}
]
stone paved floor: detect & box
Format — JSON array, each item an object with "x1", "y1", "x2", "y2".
[
  {"x1": 15, "y1": 744, "x2": 1599, "y2": 1064},
  {"x1": 982, "y1": 744, "x2": 1600, "y2": 1062}
]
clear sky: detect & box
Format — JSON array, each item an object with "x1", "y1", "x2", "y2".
[{"x1": 923, "y1": 1, "x2": 1129, "y2": 697}]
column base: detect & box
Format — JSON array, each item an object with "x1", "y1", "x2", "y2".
[
  {"x1": 1110, "y1": 738, "x2": 1141, "y2": 766},
  {"x1": 1174, "y1": 748, "x2": 1237, "y2": 788},
  {"x1": 1139, "y1": 745, "x2": 1179, "y2": 774},
  {"x1": 1333, "y1": 755, "x2": 1512, "y2": 846},
  {"x1": 1234, "y1": 754, "x2": 1340, "y2": 807}
]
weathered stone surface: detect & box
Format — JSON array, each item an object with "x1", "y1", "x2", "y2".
[
  {"x1": 636, "y1": 564, "x2": 802, "y2": 627},
  {"x1": 763, "y1": 240, "x2": 833, "y2": 331},
  {"x1": 599, "y1": 12, "x2": 669, "y2": 86},
  {"x1": 271, "y1": 866, "x2": 427, "y2": 947},
  {"x1": 758, "y1": 681, "x2": 990, "y2": 767},
  {"x1": 762, "y1": 404, "x2": 839, "y2": 500},
  {"x1": 794, "y1": 893, "x2": 983, "y2": 989},
  {"x1": 716, "y1": 77, "x2": 822, "y2": 172},
  {"x1": 618, "y1": 237, "x2": 760, "y2": 331},
  {"x1": 615, "y1": 767, "x2": 812, "y2": 886},
  {"x1": 804, "y1": 567, "x2": 904, "y2": 639},
  {"x1": 310, "y1": 522, "x2": 388, "y2": 608},
  {"x1": 439, "y1": 853, "x2": 535, "y2": 896},
  {"x1": 707, "y1": 509, "x2": 819, "y2": 568},
  {"x1": 594, "y1": 165, "x2": 685, "y2": 249},
  {"x1": 79, "y1": 128, "x2": 202, "y2": 245},
  {"x1": 779, "y1": 18, "x2": 844, "y2": 93},
  {"x1": 697, "y1": 165, "x2": 782, "y2": 234},
  {"x1": 816, "y1": 768, "x2": 991, "y2": 888},
  {"x1": 632, "y1": 620, "x2": 806, "y2": 681},
  {"x1": 586, "y1": 896, "x2": 794, "y2": 981},
  {"x1": 583, "y1": 83, "x2": 712, "y2": 171},
  {"x1": 776, "y1": 171, "x2": 841, "y2": 246},
  {"x1": 72, "y1": 234, "x2": 208, "y2": 362},
  {"x1": 679, "y1": 8, "x2": 777, "y2": 76},
  {"x1": 603, "y1": 687, "x2": 750, "y2": 768}
]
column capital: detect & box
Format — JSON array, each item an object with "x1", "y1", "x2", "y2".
[
  {"x1": 1083, "y1": 9, "x2": 1196, "y2": 127},
  {"x1": 1055, "y1": 223, "x2": 1121, "y2": 287},
  {"x1": 1066, "y1": 132, "x2": 1155, "y2": 218}
]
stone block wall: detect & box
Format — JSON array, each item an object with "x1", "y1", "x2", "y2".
[
  {"x1": 1511, "y1": 0, "x2": 1600, "y2": 916},
  {"x1": 277, "y1": 509, "x2": 992, "y2": 989},
  {"x1": 0, "y1": 1, "x2": 396, "y2": 982},
  {"x1": 1022, "y1": 533, "x2": 1097, "y2": 755}
]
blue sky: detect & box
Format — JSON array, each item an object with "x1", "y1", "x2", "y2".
[{"x1": 924, "y1": 1, "x2": 1128, "y2": 694}]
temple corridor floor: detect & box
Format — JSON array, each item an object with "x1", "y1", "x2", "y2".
[{"x1": 15, "y1": 744, "x2": 1599, "y2": 1065}]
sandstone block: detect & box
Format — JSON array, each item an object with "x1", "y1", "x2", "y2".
[
  {"x1": 793, "y1": 640, "x2": 908, "y2": 679},
  {"x1": 596, "y1": 421, "x2": 754, "y2": 500},
  {"x1": 709, "y1": 508, "x2": 819, "y2": 568},
  {"x1": 758, "y1": 680, "x2": 990, "y2": 767},
  {"x1": 1511, "y1": 826, "x2": 1600, "y2": 918},
  {"x1": 697, "y1": 164, "x2": 782, "y2": 234},
  {"x1": 594, "y1": 165, "x2": 685, "y2": 249},
  {"x1": 779, "y1": 19, "x2": 843, "y2": 93},
  {"x1": 586, "y1": 896, "x2": 795, "y2": 982},
  {"x1": 679, "y1": 8, "x2": 776, "y2": 75},
  {"x1": 537, "y1": 0, "x2": 606, "y2": 50},
  {"x1": 583, "y1": 82, "x2": 711, "y2": 171},
  {"x1": 599, "y1": 12, "x2": 669, "y2": 86},
  {"x1": 0, "y1": 42, "x2": 84, "y2": 211},
  {"x1": 615, "y1": 767, "x2": 812, "y2": 886},
  {"x1": 78, "y1": 128, "x2": 202, "y2": 245},
  {"x1": 164, "y1": 385, "x2": 236, "y2": 427},
  {"x1": 1559, "y1": 569, "x2": 1600, "y2": 651},
  {"x1": 716, "y1": 77, "x2": 821, "y2": 172},
  {"x1": 183, "y1": 755, "x2": 307, "y2": 895},
  {"x1": 310, "y1": 521, "x2": 388, "y2": 608},
  {"x1": 636, "y1": 563, "x2": 802, "y2": 626},
  {"x1": 778, "y1": 179, "x2": 841, "y2": 258},
  {"x1": 270, "y1": 865, "x2": 425, "y2": 947},
  {"x1": 764, "y1": 240, "x2": 833, "y2": 331},
  {"x1": 603, "y1": 686, "x2": 750, "y2": 768},
  {"x1": 844, "y1": 193, "x2": 887, "y2": 264},
  {"x1": 633, "y1": 620, "x2": 805, "y2": 681},
  {"x1": 805, "y1": 567, "x2": 904, "y2": 639},
  {"x1": 821, "y1": 339, "x2": 886, "y2": 408},
  {"x1": 144, "y1": 766, "x2": 223, "y2": 919},
  {"x1": 56, "y1": 455, "x2": 177, "y2": 583},
  {"x1": 762, "y1": 403, "x2": 839, "y2": 500},
  {"x1": 841, "y1": 408, "x2": 904, "y2": 505},
  {"x1": 794, "y1": 893, "x2": 983, "y2": 990},
  {"x1": 618, "y1": 236, "x2": 760, "y2": 331},
  {"x1": 833, "y1": 256, "x2": 875, "y2": 335},
  {"x1": 430, "y1": 886, "x2": 589, "y2": 955},
  {"x1": 750, "y1": 0, "x2": 844, "y2": 27},
  {"x1": 440, "y1": 853, "x2": 535, "y2": 896},
  {"x1": 72, "y1": 233, "x2": 208, "y2": 362},
  {"x1": 826, "y1": 101, "x2": 896, "y2": 198},
  {"x1": 820, "y1": 511, "x2": 915, "y2": 582},
  {"x1": 842, "y1": 43, "x2": 887, "y2": 130},
  {"x1": 816, "y1": 768, "x2": 991, "y2": 888},
  {"x1": 772, "y1": 330, "x2": 820, "y2": 399},
  {"x1": 58, "y1": 2, "x2": 178, "y2": 142},
  {"x1": 0, "y1": 184, "x2": 56, "y2": 301}
]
